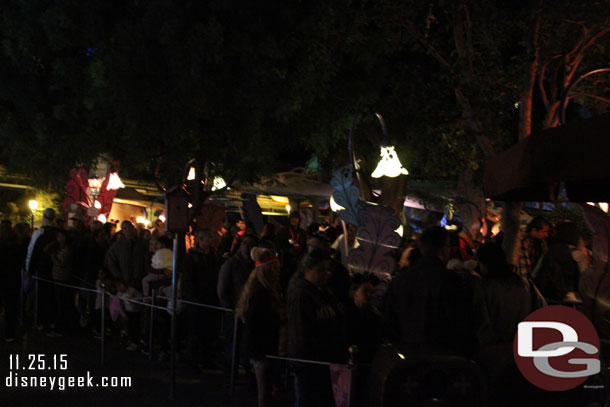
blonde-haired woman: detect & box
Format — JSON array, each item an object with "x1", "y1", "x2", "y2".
[{"x1": 237, "y1": 247, "x2": 283, "y2": 407}]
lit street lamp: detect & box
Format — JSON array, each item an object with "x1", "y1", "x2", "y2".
[{"x1": 28, "y1": 200, "x2": 38, "y2": 230}]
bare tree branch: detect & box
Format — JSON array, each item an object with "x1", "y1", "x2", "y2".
[
  {"x1": 519, "y1": 0, "x2": 543, "y2": 139},
  {"x1": 404, "y1": 11, "x2": 495, "y2": 157},
  {"x1": 539, "y1": 55, "x2": 562, "y2": 110},
  {"x1": 454, "y1": 88, "x2": 496, "y2": 157},
  {"x1": 570, "y1": 92, "x2": 610, "y2": 105},
  {"x1": 564, "y1": 21, "x2": 588, "y2": 62},
  {"x1": 403, "y1": 15, "x2": 454, "y2": 72},
  {"x1": 565, "y1": 27, "x2": 610, "y2": 87},
  {"x1": 545, "y1": 101, "x2": 561, "y2": 128}
]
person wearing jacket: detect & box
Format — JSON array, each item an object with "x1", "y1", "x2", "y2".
[
  {"x1": 44, "y1": 229, "x2": 74, "y2": 336},
  {"x1": 106, "y1": 221, "x2": 147, "y2": 291},
  {"x1": 217, "y1": 234, "x2": 257, "y2": 382},
  {"x1": 384, "y1": 226, "x2": 482, "y2": 357},
  {"x1": 182, "y1": 229, "x2": 222, "y2": 370},
  {"x1": 25, "y1": 208, "x2": 58, "y2": 329},
  {"x1": 287, "y1": 249, "x2": 346, "y2": 407},
  {"x1": 237, "y1": 247, "x2": 283, "y2": 407}
]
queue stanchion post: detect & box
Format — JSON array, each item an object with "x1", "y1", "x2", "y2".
[
  {"x1": 169, "y1": 232, "x2": 183, "y2": 401},
  {"x1": 347, "y1": 346, "x2": 359, "y2": 407},
  {"x1": 229, "y1": 310, "x2": 239, "y2": 399},
  {"x1": 148, "y1": 289, "x2": 156, "y2": 361},
  {"x1": 100, "y1": 284, "x2": 105, "y2": 367}
]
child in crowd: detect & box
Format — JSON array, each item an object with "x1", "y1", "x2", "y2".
[
  {"x1": 113, "y1": 278, "x2": 143, "y2": 351},
  {"x1": 93, "y1": 268, "x2": 111, "y2": 336},
  {"x1": 142, "y1": 237, "x2": 173, "y2": 297}
]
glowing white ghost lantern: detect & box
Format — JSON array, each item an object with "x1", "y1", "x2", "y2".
[
  {"x1": 371, "y1": 146, "x2": 408, "y2": 178},
  {"x1": 106, "y1": 172, "x2": 125, "y2": 190},
  {"x1": 187, "y1": 167, "x2": 196, "y2": 181},
  {"x1": 211, "y1": 176, "x2": 226, "y2": 191}
]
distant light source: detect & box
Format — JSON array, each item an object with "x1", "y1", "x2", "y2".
[
  {"x1": 371, "y1": 146, "x2": 408, "y2": 178},
  {"x1": 136, "y1": 216, "x2": 151, "y2": 226},
  {"x1": 329, "y1": 196, "x2": 345, "y2": 212},
  {"x1": 270, "y1": 195, "x2": 290, "y2": 204},
  {"x1": 286, "y1": 204, "x2": 291, "y2": 213},
  {"x1": 587, "y1": 202, "x2": 596, "y2": 206},
  {"x1": 397, "y1": 353, "x2": 405, "y2": 360},
  {"x1": 29, "y1": 200, "x2": 39, "y2": 211},
  {"x1": 187, "y1": 167, "x2": 196, "y2": 181},
  {"x1": 97, "y1": 214, "x2": 107, "y2": 223},
  {"x1": 106, "y1": 172, "x2": 125, "y2": 190},
  {"x1": 211, "y1": 176, "x2": 226, "y2": 191}
]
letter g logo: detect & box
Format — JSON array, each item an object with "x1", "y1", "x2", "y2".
[{"x1": 513, "y1": 306, "x2": 601, "y2": 391}]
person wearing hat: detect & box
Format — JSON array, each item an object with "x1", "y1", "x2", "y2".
[
  {"x1": 142, "y1": 245, "x2": 173, "y2": 297},
  {"x1": 25, "y1": 208, "x2": 59, "y2": 330},
  {"x1": 275, "y1": 210, "x2": 307, "y2": 292},
  {"x1": 237, "y1": 247, "x2": 283, "y2": 407}
]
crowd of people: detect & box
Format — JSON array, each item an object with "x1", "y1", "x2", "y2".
[{"x1": 0, "y1": 206, "x2": 598, "y2": 406}]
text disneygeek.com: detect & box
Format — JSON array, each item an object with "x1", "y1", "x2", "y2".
[
  {"x1": 5, "y1": 371, "x2": 132, "y2": 391},
  {"x1": 6, "y1": 354, "x2": 131, "y2": 391}
]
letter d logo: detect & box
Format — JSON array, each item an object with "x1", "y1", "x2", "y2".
[
  {"x1": 513, "y1": 305, "x2": 601, "y2": 391},
  {"x1": 517, "y1": 321, "x2": 577, "y2": 357}
]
